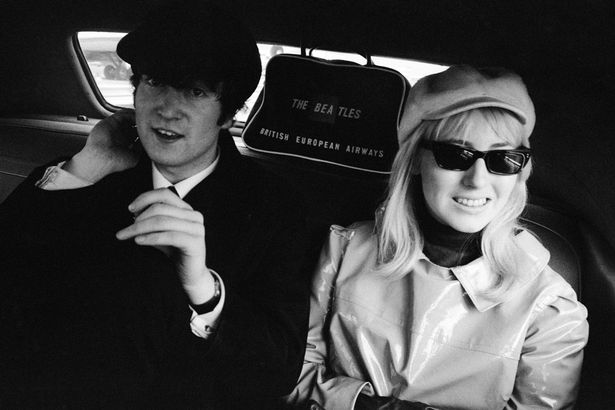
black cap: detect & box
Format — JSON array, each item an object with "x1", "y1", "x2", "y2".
[{"x1": 117, "y1": 0, "x2": 261, "y2": 103}]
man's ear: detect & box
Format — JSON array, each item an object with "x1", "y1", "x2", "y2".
[{"x1": 220, "y1": 117, "x2": 233, "y2": 129}]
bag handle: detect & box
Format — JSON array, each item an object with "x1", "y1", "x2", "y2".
[{"x1": 300, "y1": 43, "x2": 374, "y2": 66}]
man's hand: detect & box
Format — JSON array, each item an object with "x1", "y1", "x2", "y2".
[
  {"x1": 63, "y1": 110, "x2": 141, "y2": 183},
  {"x1": 115, "y1": 188, "x2": 216, "y2": 305}
]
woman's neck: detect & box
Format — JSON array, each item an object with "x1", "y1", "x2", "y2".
[{"x1": 415, "y1": 197, "x2": 482, "y2": 268}]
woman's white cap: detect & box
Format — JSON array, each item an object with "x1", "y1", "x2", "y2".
[{"x1": 398, "y1": 65, "x2": 535, "y2": 145}]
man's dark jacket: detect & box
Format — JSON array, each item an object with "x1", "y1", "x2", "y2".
[{"x1": 0, "y1": 130, "x2": 311, "y2": 408}]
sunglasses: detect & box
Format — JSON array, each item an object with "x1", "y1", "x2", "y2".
[{"x1": 420, "y1": 141, "x2": 532, "y2": 175}]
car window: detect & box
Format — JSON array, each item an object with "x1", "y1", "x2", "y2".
[
  {"x1": 76, "y1": 33, "x2": 448, "y2": 121},
  {"x1": 76, "y1": 32, "x2": 134, "y2": 108}
]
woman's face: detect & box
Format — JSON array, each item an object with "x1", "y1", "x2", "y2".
[{"x1": 418, "y1": 118, "x2": 520, "y2": 233}]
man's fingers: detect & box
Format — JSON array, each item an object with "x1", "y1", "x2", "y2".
[
  {"x1": 131, "y1": 231, "x2": 206, "y2": 263},
  {"x1": 133, "y1": 231, "x2": 197, "y2": 248},
  {"x1": 91, "y1": 109, "x2": 134, "y2": 140},
  {"x1": 113, "y1": 108, "x2": 135, "y2": 120},
  {"x1": 133, "y1": 202, "x2": 204, "y2": 224},
  {"x1": 128, "y1": 188, "x2": 192, "y2": 214},
  {"x1": 128, "y1": 230, "x2": 205, "y2": 260},
  {"x1": 116, "y1": 215, "x2": 204, "y2": 241},
  {"x1": 112, "y1": 110, "x2": 138, "y2": 144},
  {"x1": 104, "y1": 109, "x2": 135, "y2": 130}
]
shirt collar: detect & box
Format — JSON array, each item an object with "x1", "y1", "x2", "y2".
[
  {"x1": 447, "y1": 230, "x2": 551, "y2": 312},
  {"x1": 151, "y1": 149, "x2": 220, "y2": 199}
]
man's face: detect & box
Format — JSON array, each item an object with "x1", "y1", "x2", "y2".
[{"x1": 134, "y1": 74, "x2": 230, "y2": 183}]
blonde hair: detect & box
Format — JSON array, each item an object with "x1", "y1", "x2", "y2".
[{"x1": 376, "y1": 108, "x2": 532, "y2": 294}]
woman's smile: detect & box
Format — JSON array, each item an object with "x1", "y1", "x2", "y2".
[{"x1": 453, "y1": 197, "x2": 490, "y2": 208}]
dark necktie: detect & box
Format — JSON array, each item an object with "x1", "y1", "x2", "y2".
[{"x1": 167, "y1": 185, "x2": 179, "y2": 197}]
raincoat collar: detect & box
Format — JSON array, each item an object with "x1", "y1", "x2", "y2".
[{"x1": 448, "y1": 231, "x2": 551, "y2": 312}]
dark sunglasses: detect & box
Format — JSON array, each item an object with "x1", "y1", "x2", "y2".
[{"x1": 420, "y1": 141, "x2": 531, "y2": 175}]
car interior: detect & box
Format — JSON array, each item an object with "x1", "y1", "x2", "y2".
[{"x1": 1, "y1": 0, "x2": 614, "y2": 407}]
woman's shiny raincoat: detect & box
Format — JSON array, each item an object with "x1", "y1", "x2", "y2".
[{"x1": 287, "y1": 222, "x2": 588, "y2": 410}]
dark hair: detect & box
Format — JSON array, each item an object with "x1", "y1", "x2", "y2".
[
  {"x1": 129, "y1": 68, "x2": 246, "y2": 126},
  {"x1": 119, "y1": 0, "x2": 261, "y2": 125}
]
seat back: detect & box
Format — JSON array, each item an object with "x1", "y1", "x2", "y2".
[
  {"x1": 576, "y1": 224, "x2": 615, "y2": 407},
  {"x1": 520, "y1": 197, "x2": 615, "y2": 408},
  {"x1": 239, "y1": 143, "x2": 387, "y2": 246},
  {"x1": 520, "y1": 202, "x2": 582, "y2": 293}
]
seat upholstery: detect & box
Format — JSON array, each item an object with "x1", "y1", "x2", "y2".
[
  {"x1": 576, "y1": 224, "x2": 615, "y2": 407},
  {"x1": 520, "y1": 202, "x2": 582, "y2": 294},
  {"x1": 519, "y1": 197, "x2": 615, "y2": 408}
]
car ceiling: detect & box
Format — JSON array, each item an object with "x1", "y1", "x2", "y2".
[
  {"x1": 1, "y1": 0, "x2": 615, "y2": 248},
  {"x1": 2, "y1": 0, "x2": 613, "y2": 111}
]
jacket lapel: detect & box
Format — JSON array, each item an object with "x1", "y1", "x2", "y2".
[{"x1": 182, "y1": 132, "x2": 257, "y2": 278}]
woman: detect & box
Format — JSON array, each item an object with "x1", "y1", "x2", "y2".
[{"x1": 287, "y1": 65, "x2": 588, "y2": 409}]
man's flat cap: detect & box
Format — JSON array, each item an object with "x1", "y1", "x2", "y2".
[{"x1": 117, "y1": 0, "x2": 261, "y2": 101}]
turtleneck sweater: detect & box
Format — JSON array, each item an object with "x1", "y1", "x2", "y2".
[{"x1": 415, "y1": 197, "x2": 482, "y2": 268}]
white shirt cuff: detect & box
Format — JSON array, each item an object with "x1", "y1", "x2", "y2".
[
  {"x1": 189, "y1": 270, "x2": 226, "y2": 339},
  {"x1": 35, "y1": 162, "x2": 93, "y2": 190}
]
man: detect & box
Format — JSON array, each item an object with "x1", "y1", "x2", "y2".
[{"x1": 0, "y1": 1, "x2": 310, "y2": 408}]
